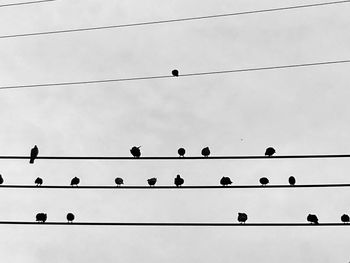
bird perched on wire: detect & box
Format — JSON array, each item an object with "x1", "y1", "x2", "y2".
[
  {"x1": 341, "y1": 214, "x2": 349, "y2": 224},
  {"x1": 172, "y1": 69, "x2": 179, "y2": 77},
  {"x1": 265, "y1": 147, "x2": 275, "y2": 157},
  {"x1": 67, "y1": 213, "x2": 75, "y2": 223},
  {"x1": 147, "y1": 178, "x2": 157, "y2": 187},
  {"x1": 30, "y1": 145, "x2": 39, "y2": 164},
  {"x1": 178, "y1": 148, "x2": 185, "y2": 157},
  {"x1": 237, "y1": 213, "x2": 248, "y2": 224},
  {"x1": 174, "y1": 175, "x2": 184, "y2": 187},
  {"x1": 70, "y1": 177, "x2": 80, "y2": 187},
  {"x1": 201, "y1": 147, "x2": 210, "y2": 157},
  {"x1": 35, "y1": 177, "x2": 43, "y2": 186},
  {"x1": 36, "y1": 213, "x2": 47, "y2": 223},
  {"x1": 288, "y1": 176, "x2": 296, "y2": 186},
  {"x1": 220, "y1": 176, "x2": 232, "y2": 186},
  {"x1": 115, "y1": 177, "x2": 124, "y2": 186},
  {"x1": 0, "y1": 174, "x2": 3, "y2": 185},
  {"x1": 307, "y1": 214, "x2": 319, "y2": 224},
  {"x1": 130, "y1": 146, "x2": 141, "y2": 158},
  {"x1": 259, "y1": 177, "x2": 269, "y2": 186}
]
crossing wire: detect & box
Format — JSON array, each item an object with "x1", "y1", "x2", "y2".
[{"x1": 0, "y1": 0, "x2": 55, "y2": 8}]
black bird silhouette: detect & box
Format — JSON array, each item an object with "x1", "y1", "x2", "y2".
[
  {"x1": 288, "y1": 176, "x2": 296, "y2": 186},
  {"x1": 70, "y1": 177, "x2": 80, "y2": 187},
  {"x1": 36, "y1": 213, "x2": 47, "y2": 223},
  {"x1": 35, "y1": 177, "x2": 43, "y2": 186},
  {"x1": 201, "y1": 147, "x2": 210, "y2": 157},
  {"x1": 174, "y1": 175, "x2": 184, "y2": 187},
  {"x1": 0, "y1": 174, "x2": 3, "y2": 185},
  {"x1": 265, "y1": 147, "x2": 275, "y2": 157},
  {"x1": 307, "y1": 214, "x2": 319, "y2": 224},
  {"x1": 115, "y1": 177, "x2": 124, "y2": 186},
  {"x1": 67, "y1": 213, "x2": 75, "y2": 223},
  {"x1": 259, "y1": 177, "x2": 269, "y2": 186},
  {"x1": 178, "y1": 148, "x2": 186, "y2": 157},
  {"x1": 220, "y1": 176, "x2": 232, "y2": 186},
  {"x1": 130, "y1": 146, "x2": 141, "y2": 158},
  {"x1": 172, "y1": 69, "x2": 179, "y2": 77},
  {"x1": 237, "y1": 213, "x2": 248, "y2": 224},
  {"x1": 341, "y1": 214, "x2": 349, "y2": 224},
  {"x1": 30, "y1": 145, "x2": 39, "y2": 164},
  {"x1": 147, "y1": 177, "x2": 157, "y2": 187}
]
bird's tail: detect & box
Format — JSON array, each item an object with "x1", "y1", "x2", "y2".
[{"x1": 29, "y1": 158, "x2": 34, "y2": 164}]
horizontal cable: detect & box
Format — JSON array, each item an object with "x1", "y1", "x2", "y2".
[
  {"x1": 0, "y1": 0, "x2": 55, "y2": 8},
  {"x1": 1, "y1": 153, "x2": 350, "y2": 160},
  {"x1": 1, "y1": 59, "x2": 350, "y2": 90},
  {"x1": 0, "y1": 0, "x2": 349, "y2": 38},
  {"x1": 0, "y1": 221, "x2": 348, "y2": 226},
  {"x1": 1, "y1": 184, "x2": 350, "y2": 189}
]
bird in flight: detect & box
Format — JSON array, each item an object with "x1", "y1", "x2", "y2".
[
  {"x1": 172, "y1": 69, "x2": 179, "y2": 77},
  {"x1": 237, "y1": 213, "x2": 248, "y2": 224},
  {"x1": 174, "y1": 175, "x2": 184, "y2": 187},
  {"x1": 30, "y1": 145, "x2": 39, "y2": 164},
  {"x1": 130, "y1": 146, "x2": 141, "y2": 158},
  {"x1": 178, "y1": 148, "x2": 186, "y2": 157},
  {"x1": 265, "y1": 147, "x2": 276, "y2": 157},
  {"x1": 35, "y1": 177, "x2": 43, "y2": 186},
  {"x1": 201, "y1": 147, "x2": 210, "y2": 157}
]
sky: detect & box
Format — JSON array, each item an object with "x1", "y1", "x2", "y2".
[{"x1": 0, "y1": 0, "x2": 350, "y2": 262}]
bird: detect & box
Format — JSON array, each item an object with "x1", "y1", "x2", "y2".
[
  {"x1": 67, "y1": 213, "x2": 75, "y2": 223},
  {"x1": 36, "y1": 213, "x2": 47, "y2": 223},
  {"x1": 178, "y1": 148, "x2": 185, "y2": 157},
  {"x1": 0, "y1": 174, "x2": 3, "y2": 185},
  {"x1": 70, "y1": 177, "x2": 80, "y2": 187},
  {"x1": 35, "y1": 177, "x2": 43, "y2": 186},
  {"x1": 288, "y1": 176, "x2": 296, "y2": 186},
  {"x1": 130, "y1": 146, "x2": 141, "y2": 158},
  {"x1": 30, "y1": 145, "x2": 39, "y2": 164},
  {"x1": 307, "y1": 214, "x2": 319, "y2": 224},
  {"x1": 174, "y1": 175, "x2": 184, "y2": 187},
  {"x1": 341, "y1": 214, "x2": 350, "y2": 224},
  {"x1": 172, "y1": 69, "x2": 179, "y2": 77},
  {"x1": 220, "y1": 176, "x2": 232, "y2": 186},
  {"x1": 115, "y1": 177, "x2": 124, "y2": 186},
  {"x1": 259, "y1": 177, "x2": 269, "y2": 186},
  {"x1": 237, "y1": 213, "x2": 248, "y2": 224},
  {"x1": 201, "y1": 147, "x2": 210, "y2": 157},
  {"x1": 147, "y1": 178, "x2": 157, "y2": 187},
  {"x1": 265, "y1": 147, "x2": 276, "y2": 157}
]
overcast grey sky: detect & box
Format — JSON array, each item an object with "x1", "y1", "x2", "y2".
[{"x1": 0, "y1": 0, "x2": 350, "y2": 262}]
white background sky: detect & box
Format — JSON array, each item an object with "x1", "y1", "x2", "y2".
[{"x1": 0, "y1": 0, "x2": 350, "y2": 262}]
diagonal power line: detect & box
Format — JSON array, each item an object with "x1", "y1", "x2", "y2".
[
  {"x1": 0, "y1": 0, "x2": 349, "y2": 38},
  {"x1": 1, "y1": 59, "x2": 350, "y2": 90},
  {"x1": 0, "y1": 0, "x2": 56, "y2": 8}
]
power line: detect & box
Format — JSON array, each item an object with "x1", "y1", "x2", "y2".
[
  {"x1": 0, "y1": 0, "x2": 55, "y2": 8},
  {"x1": 0, "y1": 221, "x2": 348, "y2": 226},
  {"x1": 1, "y1": 59, "x2": 349, "y2": 90},
  {"x1": 1, "y1": 153, "x2": 350, "y2": 160},
  {"x1": 1, "y1": 184, "x2": 350, "y2": 189},
  {"x1": 0, "y1": 0, "x2": 349, "y2": 38}
]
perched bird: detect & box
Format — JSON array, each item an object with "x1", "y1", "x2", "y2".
[
  {"x1": 35, "y1": 177, "x2": 43, "y2": 186},
  {"x1": 30, "y1": 145, "x2": 39, "y2": 164},
  {"x1": 115, "y1": 177, "x2": 124, "y2": 186},
  {"x1": 201, "y1": 147, "x2": 210, "y2": 157},
  {"x1": 174, "y1": 174, "x2": 184, "y2": 187},
  {"x1": 172, "y1": 69, "x2": 179, "y2": 77},
  {"x1": 220, "y1": 176, "x2": 232, "y2": 186},
  {"x1": 70, "y1": 177, "x2": 80, "y2": 187},
  {"x1": 0, "y1": 174, "x2": 3, "y2": 185},
  {"x1": 178, "y1": 148, "x2": 186, "y2": 157},
  {"x1": 36, "y1": 213, "x2": 47, "y2": 223},
  {"x1": 147, "y1": 177, "x2": 157, "y2": 187},
  {"x1": 265, "y1": 147, "x2": 276, "y2": 157},
  {"x1": 237, "y1": 213, "x2": 248, "y2": 224},
  {"x1": 288, "y1": 176, "x2": 296, "y2": 186},
  {"x1": 259, "y1": 177, "x2": 269, "y2": 186},
  {"x1": 67, "y1": 213, "x2": 75, "y2": 223},
  {"x1": 307, "y1": 214, "x2": 319, "y2": 224},
  {"x1": 341, "y1": 214, "x2": 350, "y2": 224},
  {"x1": 130, "y1": 146, "x2": 141, "y2": 158}
]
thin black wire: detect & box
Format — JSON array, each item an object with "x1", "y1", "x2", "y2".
[
  {"x1": 0, "y1": 59, "x2": 349, "y2": 90},
  {"x1": 0, "y1": 0, "x2": 349, "y2": 38},
  {"x1": 2, "y1": 153, "x2": 350, "y2": 160},
  {"x1": 0, "y1": 221, "x2": 348, "y2": 226},
  {"x1": 0, "y1": 0, "x2": 55, "y2": 8},
  {"x1": 1, "y1": 184, "x2": 350, "y2": 189}
]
